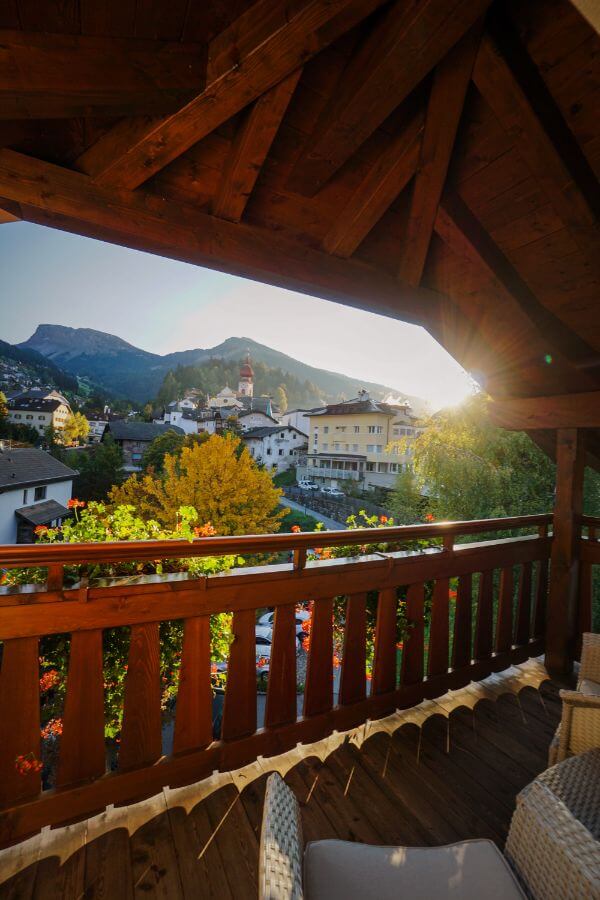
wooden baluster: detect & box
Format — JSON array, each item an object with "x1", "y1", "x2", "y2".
[
  {"x1": 371, "y1": 588, "x2": 397, "y2": 695},
  {"x1": 119, "y1": 623, "x2": 162, "y2": 771},
  {"x1": 222, "y1": 609, "x2": 257, "y2": 740},
  {"x1": 451, "y1": 573, "x2": 472, "y2": 669},
  {"x1": 515, "y1": 562, "x2": 533, "y2": 646},
  {"x1": 339, "y1": 592, "x2": 367, "y2": 706},
  {"x1": 46, "y1": 564, "x2": 63, "y2": 592},
  {"x1": 265, "y1": 604, "x2": 297, "y2": 728},
  {"x1": 428, "y1": 578, "x2": 450, "y2": 677},
  {"x1": 303, "y1": 598, "x2": 333, "y2": 717},
  {"x1": 0, "y1": 637, "x2": 41, "y2": 806},
  {"x1": 173, "y1": 616, "x2": 213, "y2": 754},
  {"x1": 495, "y1": 567, "x2": 514, "y2": 653},
  {"x1": 401, "y1": 582, "x2": 425, "y2": 686},
  {"x1": 56, "y1": 630, "x2": 105, "y2": 787},
  {"x1": 533, "y1": 559, "x2": 549, "y2": 639},
  {"x1": 474, "y1": 570, "x2": 494, "y2": 661}
]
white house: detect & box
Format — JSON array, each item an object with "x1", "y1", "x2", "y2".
[
  {"x1": 7, "y1": 388, "x2": 71, "y2": 437},
  {"x1": 280, "y1": 407, "x2": 325, "y2": 434},
  {"x1": 242, "y1": 425, "x2": 308, "y2": 473},
  {"x1": 0, "y1": 446, "x2": 75, "y2": 543},
  {"x1": 238, "y1": 410, "x2": 280, "y2": 431},
  {"x1": 156, "y1": 406, "x2": 200, "y2": 436}
]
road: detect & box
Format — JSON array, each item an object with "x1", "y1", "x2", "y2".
[{"x1": 280, "y1": 497, "x2": 346, "y2": 530}]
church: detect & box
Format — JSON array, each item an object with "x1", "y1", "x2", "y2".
[{"x1": 207, "y1": 354, "x2": 276, "y2": 419}]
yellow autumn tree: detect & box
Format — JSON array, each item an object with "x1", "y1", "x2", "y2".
[{"x1": 109, "y1": 432, "x2": 286, "y2": 534}]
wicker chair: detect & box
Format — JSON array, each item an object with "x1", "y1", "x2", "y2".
[
  {"x1": 258, "y1": 773, "x2": 526, "y2": 899},
  {"x1": 505, "y1": 748, "x2": 600, "y2": 899},
  {"x1": 549, "y1": 632, "x2": 600, "y2": 766}
]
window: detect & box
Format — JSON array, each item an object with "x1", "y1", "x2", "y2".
[
  {"x1": 278, "y1": 449, "x2": 284, "y2": 456},
  {"x1": 333, "y1": 442, "x2": 340, "y2": 451},
  {"x1": 366, "y1": 462, "x2": 375, "y2": 472},
  {"x1": 323, "y1": 426, "x2": 329, "y2": 434},
  {"x1": 345, "y1": 444, "x2": 350, "y2": 451},
  {"x1": 389, "y1": 463, "x2": 398, "y2": 473},
  {"x1": 352, "y1": 444, "x2": 359, "y2": 452},
  {"x1": 267, "y1": 448, "x2": 272, "y2": 455},
  {"x1": 38, "y1": 415, "x2": 45, "y2": 420},
  {"x1": 367, "y1": 444, "x2": 375, "y2": 452},
  {"x1": 280, "y1": 432, "x2": 284, "y2": 438},
  {"x1": 14, "y1": 413, "x2": 21, "y2": 419},
  {"x1": 26, "y1": 414, "x2": 33, "y2": 420},
  {"x1": 354, "y1": 425, "x2": 360, "y2": 433},
  {"x1": 377, "y1": 463, "x2": 388, "y2": 473},
  {"x1": 322, "y1": 443, "x2": 328, "y2": 451},
  {"x1": 23, "y1": 489, "x2": 28, "y2": 504},
  {"x1": 368, "y1": 425, "x2": 383, "y2": 434},
  {"x1": 34, "y1": 486, "x2": 47, "y2": 501}
]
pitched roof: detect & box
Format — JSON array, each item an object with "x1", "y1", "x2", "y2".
[
  {"x1": 0, "y1": 448, "x2": 76, "y2": 489},
  {"x1": 312, "y1": 397, "x2": 400, "y2": 417},
  {"x1": 105, "y1": 421, "x2": 184, "y2": 441},
  {"x1": 15, "y1": 499, "x2": 71, "y2": 525},
  {"x1": 8, "y1": 397, "x2": 63, "y2": 413},
  {"x1": 242, "y1": 426, "x2": 308, "y2": 439}
]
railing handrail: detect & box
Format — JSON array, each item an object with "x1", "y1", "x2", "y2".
[{"x1": 0, "y1": 513, "x2": 552, "y2": 567}]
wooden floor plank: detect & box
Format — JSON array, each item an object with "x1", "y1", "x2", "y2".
[
  {"x1": 84, "y1": 828, "x2": 134, "y2": 900},
  {"x1": 203, "y1": 785, "x2": 258, "y2": 900},
  {"x1": 1, "y1": 684, "x2": 561, "y2": 897}
]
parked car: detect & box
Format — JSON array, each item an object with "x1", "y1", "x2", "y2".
[
  {"x1": 298, "y1": 479, "x2": 320, "y2": 491},
  {"x1": 257, "y1": 610, "x2": 309, "y2": 645},
  {"x1": 320, "y1": 485, "x2": 345, "y2": 497}
]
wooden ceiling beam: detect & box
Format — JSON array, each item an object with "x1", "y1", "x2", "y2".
[
  {"x1": 0, "y1": 208, "x2": 18, "y2": 223},
  {"x1": 212, "y1": 69, "x2": 302, "y2": 223},
  {"x1": 75, "y1": 0, "x2": 386, "y2": 191},
  {"x1": 489, "y1": 391, "x2": 600, "y2": 431},
  {"x1": 0, "y1": 30, "x2": 207, "y2": 119},
  {"x1": 397, "y1": 22, "x2": 483, "y2": 286},
  {"x1": 322, "y1": 108, "x2": 424, "y2": 258},
  {"x1": 472, "y1": 20, "x2": 600, "y2": 280},
  {"x1": 288, "y1": 0, "x2": 492, "y2": 197},
  {"x1": 568, "y1": 0, "x2": 600, "y2": 35},
  {"x1": 435, "y1": 192, "x2": 600, "y2": 386},
  {"x1": 0, "y1": 149, "x2": 441, "y2": 329}
]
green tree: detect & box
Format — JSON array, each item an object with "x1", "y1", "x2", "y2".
[
  {"x1": 141, "y1": 429, "x2": 186, "y2": 473},
  {"x1": 389, "y1": 468, "x2": 425, "y2": 524},
  {"x1": 0, "y1": 390, "x2": 7, "y2": 430},
  {"x1": 142, "y1": 402, "x2": 154, "y2": 422},
  {"x1": 63, "y1": 411, "x2": 90, "y2": 445},
  {"x1": 404, "y1": 394, "x2": 556, "y2": 521},
  {"x1": 110, "y1": 433, "x2": 286, "y2": 533},
  {"x1": 157, "y1": 371, "x2": 180, "y2": 407},
  {"x1": 71, "y1": 436, "x2": 124, "y2": 501},
  {"x1": 275, "y1": 384, "x2": 288, "y2": 414}
]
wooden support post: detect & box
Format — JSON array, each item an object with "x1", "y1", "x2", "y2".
[{"x1": 546, "y1": 428, "x2": 585, "y2": 675}]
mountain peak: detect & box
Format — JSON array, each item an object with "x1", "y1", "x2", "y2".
[{"x1": 20, "y1": 324, "x2": 151, "y2": 361}]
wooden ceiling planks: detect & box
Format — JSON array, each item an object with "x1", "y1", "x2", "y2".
[
  {"x1": 0, "y1": 0, "x2": 598, "y2": 458},
  {"x1": 0, "y1": 31, "x2": 207, "y2": 119},
  {"x1": 287, "y1": 0, "x2": 493, "y2": 196}
]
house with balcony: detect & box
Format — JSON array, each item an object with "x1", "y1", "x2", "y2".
[
  {"x1": 7, "y1": 389, "x2": 71, "y2": 438},
  {"x1": 297, "y1": 390, "x2": 418, "y2": 490},
  {"x1": 0, "y1": 1, "x2": 599, "y2": 896}
]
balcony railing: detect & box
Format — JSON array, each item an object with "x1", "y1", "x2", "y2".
[{"x1": 0, "y1": 514, "x2": 564, "y2": 847}]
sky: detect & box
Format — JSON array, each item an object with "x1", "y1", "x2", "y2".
[{"x1": 0, "y1": 222, "x2": 475, "y2": 409}]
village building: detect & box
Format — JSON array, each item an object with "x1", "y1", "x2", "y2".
[
  {"x1": 242, "y1": 425, "x2": 308, "y2": 473},
  {"x1": 0, "y1": 445, "x2": 75, "y2": 543},
  {"x1": 103, "y1": 420, "x2": 184, "y2": 471},
  {"x1": 280, "y1": 406, "x2": 325, "y2": 434},
  {"x1": 296, "y1": 390, "x2": 418, "y2": 491},
  {"x1": 7, "y1": 388, "x2": 71, "y2": 437}
]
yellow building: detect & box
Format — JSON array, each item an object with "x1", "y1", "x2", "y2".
[{"x1": 297, "y1": 390, "x2": 419, "y2": 492}]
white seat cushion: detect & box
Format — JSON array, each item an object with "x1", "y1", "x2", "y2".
[
  {"x1": 580, "y1": 678, "x2": 600, "y2": 697},
  {"x1": 304, "y1": 839, "x2": 525, "y2": 900}
]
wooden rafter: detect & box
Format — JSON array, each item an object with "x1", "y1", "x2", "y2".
[
  {"x1": 489, "y1": 391, "x2": 600, "y2": 430},
  {"x1": 472, "y1": 22, "x2": 600, "y2": 280},
  {"x1": 288, "y1": 0, "x2": 492, "y2": 196},
  {"x1": 72, "y1": 0, "x2": 386, "y2": 191},
  {"x1": 322, "y1": 108, "x2": 424, "y2": 258},
  {"x1": 0, "y1": 149, "x2": 441, "y2": 328},
  {"x1": 212, "y1": 69, "x2": 302, "y2": 223},
  {"x1": 0, "y1": 207, "x2": 19, "y2": 223},
  {"x1": 568, "y1": 0, "x2": 600, "y2": 35},
  {"x1": 435, "y1": 192, "x2": 600, "y2": 385},
  {"x1": 0, "y1": 30, "x2": 207, "y2": 118},
  {"x1": 397, "y1": 22, "x2": 483, "y2": 286}
]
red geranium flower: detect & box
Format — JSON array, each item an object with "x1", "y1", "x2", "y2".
[{"x1": 291, "y1": 525, "x2": 301, "y2": 533}]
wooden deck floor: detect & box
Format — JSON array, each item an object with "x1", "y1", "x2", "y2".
[{"x1": 0, "y1": 681, "x2": 561, "y2": 899}]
